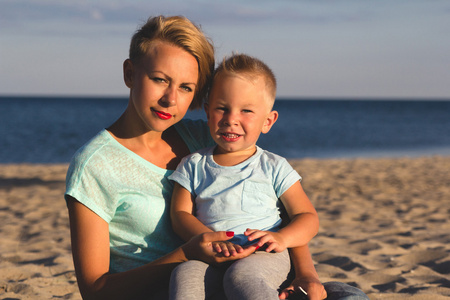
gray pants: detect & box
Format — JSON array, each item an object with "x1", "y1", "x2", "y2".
[
  {"x1": 169, "y1": 250, "x2": 291, "y2": 300},
  {"x1": 155, "y1": 281, "x2": 369, "y2": 300}
]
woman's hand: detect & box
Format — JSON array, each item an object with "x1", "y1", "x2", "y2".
[
  {"x1": 182, "y1": 231, "x2": 258, "y2": 265},
  {"x1": 278, "y1": 276, "x2": 327, "y2": 300},
  {"x1": 244, "y1": 228, "x2": 287, "y2": 253}
]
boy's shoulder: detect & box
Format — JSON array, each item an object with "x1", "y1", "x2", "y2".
[
  {"x1": 257, "y1": 146, "x2": 288, "y2": 164},
  {"x1": 180, "y1": 146, "x2": 214, "y2": 165}
]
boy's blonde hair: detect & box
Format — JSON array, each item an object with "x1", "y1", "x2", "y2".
[
  {"x1": 212, "y1": 54, "x2": 277, "y2": 107},
  {"x1": 129, "y1": 15, "x2": 215, "y2": 109}
]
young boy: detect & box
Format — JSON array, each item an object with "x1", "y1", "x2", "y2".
[{"x1": 168, "y1": 54, "x2": 319, "y2": 299}]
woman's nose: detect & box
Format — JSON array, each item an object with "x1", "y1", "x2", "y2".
[{"x1": 160, "y1": 87, "x2": 177, "y2": 107}]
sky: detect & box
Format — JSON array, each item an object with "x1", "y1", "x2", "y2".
[{"x1": 1, "y1": 0, "x2": 449, "y2": 99}]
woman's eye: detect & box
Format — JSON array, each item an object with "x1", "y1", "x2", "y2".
[
  {"x1": 152, "y1": 77, "x2": 165, "y2": 83},
  {"x1": 181, "y1": 86, "x2": 193, "y2": 92}
]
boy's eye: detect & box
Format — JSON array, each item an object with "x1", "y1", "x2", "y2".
[{"x1": 243, "y1": 109, "x2": 253, "y2": 113}]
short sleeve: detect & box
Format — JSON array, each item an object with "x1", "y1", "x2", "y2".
[
  {"x1": 264, "y1": 153, "x2": 302, "y2": 198},
  {"x1": 65, "y1": 145, "x2": 118, "y2": 223},
  {"x1": 168, "y1": 154, "x2": 198, "y2": 195}
]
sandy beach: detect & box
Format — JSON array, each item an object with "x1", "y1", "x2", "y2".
[{"x1": 1, "y1": 156, "x2": 449, "y2": 299}]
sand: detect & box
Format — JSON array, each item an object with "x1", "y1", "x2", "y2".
[{"x1": 0, "y1": 157, "x2": 449, "y2": 299}]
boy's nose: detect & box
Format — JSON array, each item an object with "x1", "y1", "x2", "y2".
[{"x1": 223, "y1": 112, "x2": 238, "y2": 126}]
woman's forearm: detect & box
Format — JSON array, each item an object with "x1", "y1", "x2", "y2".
[
  {"x1": 77, "y1": 233, "x2": 257, "y2": 299},
  {"x1": 79, "y1": 247, "x2": 187, "y2": 300},
  {"x1": 70, "y1": 194, "x2": 255, "y2": 300},
  {"x1": 68, "y1": 197, "x2": 187, "y2": 300}
]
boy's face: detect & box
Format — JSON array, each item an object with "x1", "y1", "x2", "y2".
[{"x1": 205, "y1": 73, "x2": 277, "y2": 155}]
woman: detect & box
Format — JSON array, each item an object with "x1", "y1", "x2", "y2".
[{"x1": 66, "y1": 15, "x2": 367, "y2": 300}]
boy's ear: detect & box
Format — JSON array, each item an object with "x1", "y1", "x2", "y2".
[
  {"x1": 262, "y1": 110, "x2": 278, "y2": 134},
  {"x1": 123, "y1": 59, "x2": 133, "y2": 88}
]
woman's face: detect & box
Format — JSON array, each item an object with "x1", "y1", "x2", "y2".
[{"x1": 124, "y1": 41, "x2": 199, "y2": 133}]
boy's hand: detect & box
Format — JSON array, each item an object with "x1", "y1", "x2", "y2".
[
  {"x1": 244, "y1": 228, "x2": 287, "y2": 253},
  {"x1": 212, "y1": 241, "x2": 244, "y2": 257}
]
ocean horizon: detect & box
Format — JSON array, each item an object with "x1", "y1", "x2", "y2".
[{"x1": 1, "y1": 96, "x2": 450, "y2": 163}]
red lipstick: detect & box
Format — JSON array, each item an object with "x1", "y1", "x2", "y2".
[{"x1": 152, "y1": 109, "x2": 172, "y2": 120}]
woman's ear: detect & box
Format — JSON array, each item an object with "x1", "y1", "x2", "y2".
[
  {"x1": 262, "y1": 110, "x2": 278, "y2": 134},
  {"x1": 123, "y1": 59, "x2": 133, "y2": 88}
]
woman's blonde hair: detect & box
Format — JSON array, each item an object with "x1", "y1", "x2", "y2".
[{"x1": 129, "y1": 15, "x2": 215, "y2": 109}]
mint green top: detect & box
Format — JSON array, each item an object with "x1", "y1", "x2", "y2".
[{"x1": 65, "y1": 119, "x2": 214, "y2": 273}]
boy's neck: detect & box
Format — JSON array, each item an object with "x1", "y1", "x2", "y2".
[{"x1": 212, "y1": 146, "x2": 257, "y2": 166}]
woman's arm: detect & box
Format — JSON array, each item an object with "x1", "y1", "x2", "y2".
[
  {"x1": 278, "y1": 245, "x2": 327, "y2": 300},
  {"x1": 68, "y1": 197, "x2": 185, "y2": 299},
  {"x1": 68, "y1": 196, "x2": 257, "y2": 300}
]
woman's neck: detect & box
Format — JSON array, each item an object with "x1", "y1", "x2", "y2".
[{"x1": 107, "y1": 114, "x2": 189, "y2": 170}]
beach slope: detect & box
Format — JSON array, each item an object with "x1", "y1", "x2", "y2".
[{"x1": 1, "y1": 157, "x2": 449, "y2": 299}]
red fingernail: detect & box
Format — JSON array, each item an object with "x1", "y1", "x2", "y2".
[{"x1": 226, "y1": 231, "x2": 234, "y2": 237}]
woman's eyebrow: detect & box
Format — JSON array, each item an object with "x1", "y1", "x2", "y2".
[{"x1": 151, "y1": 71, "x2": 197, "y2": 86}]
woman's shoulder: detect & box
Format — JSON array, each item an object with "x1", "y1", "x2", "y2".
[
  {"x1": 177, "y1": 118, "x2": 207, "y2": 129},
  {"x1": 175, "y1": 119, "x2": 208, "y2": 137},
  {"x1": 67, "y1": 129, "x2": 121, "y2": 179},
  {"x1": 174, "y1": 119, "x2": 215, "y2": 152},
  {"x1": 70, "y1": 130, "x2": 112, "y2": 165}
]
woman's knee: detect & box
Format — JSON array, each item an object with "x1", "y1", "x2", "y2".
[{"x1": 323, "y1": 282, "x2": 369, "y2": 300}]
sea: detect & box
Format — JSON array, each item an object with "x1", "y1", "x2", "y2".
[{"x1": 1, "y1": 96, "x2": 450, "y2": 163}]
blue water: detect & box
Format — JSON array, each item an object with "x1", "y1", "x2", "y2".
[{"x1": 1, "y1": 96, "x2": 449, "y2": 163}]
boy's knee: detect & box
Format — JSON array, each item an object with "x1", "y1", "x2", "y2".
[
  {"x1": 172, "y1": 260, "x2": 208, "y2": 280},
  {"x1": 223, "y1": 260, "x2": 261, "y2": 288}
]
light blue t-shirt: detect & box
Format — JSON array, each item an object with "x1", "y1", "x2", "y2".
[
  {"x1": 65, "y1": 119, "x2": 214, "y2": 273},
  {"x1": 169, "y1": 146, "x2": 302, "y2": 246}
]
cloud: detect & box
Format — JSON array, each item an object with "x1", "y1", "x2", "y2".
[
  {"x1": 1, "y1": 0, "x2": 450, "y2": 98},
  {"x1": 0, "y1": 0, "x2": 373, "y2": 36}
]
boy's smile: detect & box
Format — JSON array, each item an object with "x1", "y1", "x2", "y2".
[{"x1": 220, "y1": 132, "x2": 242, "y2": 142}]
